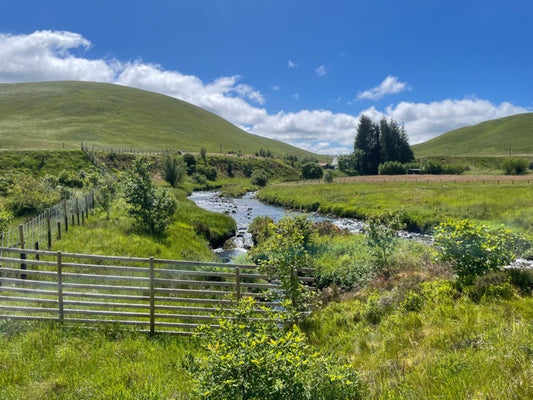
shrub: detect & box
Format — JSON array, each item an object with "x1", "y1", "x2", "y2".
[
  {"x1": 323, "y1": 169, "x2": 334, "y2": 183},
  {"x1": 196, "y1": 165, "x2": 217, "y2": 181},
  {"x1": 301, "y1": 162, "x2": 323, "y2": 180},
  {"x1": 250, "y1": 168, "x2": 268, "y2": 187},
  {"x1": 378, "y1": 161, "x2": 406, "y2": 175},
  {"x1": 183, "y1": 153, "x2": 197, "y2": 175},
  {"x1": 434, "y1": 219, "x2": 530, "y2": 284},
  {"x1": 366, "y1": 212, "x2": 405, "y2": 269},
  {"x1": 161, "y1": 154, "x2": 186, "y2": 187},
  {"x1": 421, "y1": 160, "x2": 443, "y2": 174},
  {"x1": 0, "y1": 206, "x2": 13, "y2": 232},
  {"x1": 466, "y1": 272, "x2": 514, "y2": 302},
  {"x1": 196, "y1": 297, "x2": 362, "y2": 400},
  {"x1": 502, "y1": 158, "x2": 529, "y2": 175},
  {"x1": 122, "y1": 157, "x2": 177, "y2": 235},
  {"x1": 442, "y1": 163, "x2": 469, "y2": 175},
  {"x1": 506, "y1": 268, "x2": 533, "y2": 294},
  {"x1": 248, "y1": 216, "x2": 274, "y2": 245}
]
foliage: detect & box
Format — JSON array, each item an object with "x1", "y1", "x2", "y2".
[
  {"x1": 258, "y1": 215, "x2": 314, "y2": 315},
  {"x1": 301, "y1": 162, "x2": 323, "y2": 180},
  {"x1": 161, "y1": 153, "x2": 187, "y2": 187},
  {"x1": 502, "y1": 158, "x2": 529, "y2": 175},
  {"x1": 196, "y1": 297, "x2": 362, "y2": 400},
  {"x1": 226, "y1": 160, "x2": 234, "y2": 177},
  {"x1": 337, "y1": 151, "x2": 364, "y2": 176},
  {"x1": 183, "y1": 153, "x2": 197, "y2": 175},
  {"x1": 250, "y1": 168, "x2": 269, "y2": 187},
  {"x1": 354, "y1": 115, "x2": 413, "y2": 175},
  {"x1": 0, "y1": 205, "x2": 13, "y2": 232},
  {"x1": 95, "y1": 175, "x2": 116, "y2": 219},
  {"x1": 248, "y1": 216, "x2": 274, "y2": 245},
  {"x1": 378, "y1": 161, "x2": 406, "y2": 175},
  {"x1": 196, "y1": 164, "x2": 218, "y2": 181},
  {"x1": 434, "y1": 219, "x2": 530, "y2": 284},
  {"x1": 5, "y1": 175, "x2": 63, "y2": 216},
  {"x1": 323, "y1": 169, "x2": 334, "y2": 183},
  {"x1": 200, "y1": 147, "x2": 207, "y2": 164},
  {"x1": 121, "y1": 157, "x2": 177, "y2": 235},
  {"x1": 366, "y1": 212, "x2": 405, "y2": 269}
]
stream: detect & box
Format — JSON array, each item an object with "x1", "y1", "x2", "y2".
[{"x1": 188, "y1": 191, "x2": 428, "y2": 261}]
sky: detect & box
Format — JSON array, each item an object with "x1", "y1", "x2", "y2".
[{"x1": 0, "y1": 0, "x2": 532, "y2": 155}]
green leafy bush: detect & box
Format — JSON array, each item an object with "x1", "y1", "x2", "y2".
[
  {"x1": 248, "y1": 216, "x2": 274, "y2": 245},
  {"x1": 378, "y1": 161, "x2": 406, "y2": 175},
  {"x1": 434, "y1": 219, "x2": 530, "y2": 284},
  {"x1": 122, "y1": 157, "x2": 177, "y2": 235},
  {"x1": 196, "y1": 297, "x2": 362, "y2": 400},
  {"x1": 161, "y1": 154, "x2": 186, "y2": 187},
  {"x1": 250, "y1": 168, "x2": 269, "y2": 187},
  {"x1": 502, "y1": 158, "x2": 529, "y2": 175},
  {"x1": 301, "y1": 162, "x2": 323, "y2": 180},
  {"x1": 366, "y1": 212, "x2": 405, "y2": 269},
  {"x1": 323, "y1": 169, "x2": 334, "y2": 183}
]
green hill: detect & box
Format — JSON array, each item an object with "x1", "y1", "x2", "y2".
[
  {"x1": 412, "y1": 113, "x2": 533, "y2": 157},
  {"x1": 0, "y1": 81, "x2": 315, "y2": 158}
]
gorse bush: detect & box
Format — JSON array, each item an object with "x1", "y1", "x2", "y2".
[
  {"x1": 434, "y1": 219, "x2": 530, "y2": 284},
  {"x1": 196, "y1": 297, "x2": 362, "y2": 400}
]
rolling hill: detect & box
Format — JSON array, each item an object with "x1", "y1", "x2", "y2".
[
  {"x1": 412, "y1": 113, "x2": 533, "y2": 157},
  {"x1": 0, "y1": 81, "x2": 316, "y2": 158}
]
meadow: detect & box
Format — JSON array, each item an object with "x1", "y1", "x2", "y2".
[{"x1": 257, "y1": 177, "x2": 533, "y2": 235}]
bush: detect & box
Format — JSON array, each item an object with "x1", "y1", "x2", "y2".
[
  {"x1": 0, "y1": 206, "x2": 13, "y2": 232},
  {"x1": 250, "y1": 169, "x2": 268, "y2": 187},
  {"x1": 301, "y1": 162, "x2": 323, "y2": 180},
  {"x1": 442, "y1": 163, "x2": 469, "y2": 175},
  {"x1": 421, "y1": 160, "x2": 443, "y2": 174},
  {"x1": 161, "y1": 154, "x2": 186, "y2": 187},
  {"x1": 196, "y1": 165, "x2": 217, "y2": 181},
  {"x1": 248, "y1": 216, "x2": 274, "y2": 245},
  {"x1": 366, "y1": 212, "x2": 405, "y2": 269},
  {"x1": 502, "y1": 158, "x2": 529, "y2": 175},
  {"x1": 183, "y1": 153, "x2": 197, "y2": 175},
  {"x1": 506, "y1": 268, "x2": 533, "y2": 294},
  {"x1": 466, "y1": 272, "x2": 513, "y2": 302},
  {"x1": 378, "y1": 161, "x2": 406, "y2": 175},
  {"x1": 122, "y1": 157, "x2": 177, "y2": 235},
  {"x1": 434, "y1": 219, "x2": 530, "y2": 284},
  {"x1": 196, "y1": 297, "x2": 362, "y2": 400},
  {"x1": 323, "y1": 169, "x2": 334, "y2": 182}
]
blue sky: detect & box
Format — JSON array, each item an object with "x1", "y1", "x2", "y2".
[{"x1": 1, "y1": 0, "x2": 532, "y2": 154}]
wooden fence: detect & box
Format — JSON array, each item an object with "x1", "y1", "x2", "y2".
[{"x1": 0, "y1": 247, "x2": 315, "y2": 335}]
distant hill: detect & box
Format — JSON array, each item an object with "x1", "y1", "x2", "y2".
[
  {"x1": 412, "y1": 113, "x2": 533, "y2": 157},
  {"x1": 0, "y1": 81, "x2": 316, "y2": 158}
]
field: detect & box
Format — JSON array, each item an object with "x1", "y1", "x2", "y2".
[{"x1": 258, "y1": 175, "x2": 533, "y2": 235}]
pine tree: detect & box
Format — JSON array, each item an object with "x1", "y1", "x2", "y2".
[{"x1": 354, "y1": 114, "x2": 380, "y2": 174}]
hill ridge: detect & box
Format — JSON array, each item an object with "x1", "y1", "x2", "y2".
[{"x1": 0, "y1": 81, "x2": 315, "y2": 158}]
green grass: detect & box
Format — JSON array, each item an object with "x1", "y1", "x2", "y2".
[
  {"x1": 413, "y1": 112, "x2": 533, "y2": 156},
  {"x1": 0, "y1": 81, "x2": 316, "y2": 158},
  {"x1": 257, "y1": 180, "x2": 533, "y2": 235},
  {"x1": 0, "y1": 150, "x2": 94, "y2": 176},
  {"x1": 304, "y1": 279, "x2": 533, "y2": 399},
  {"x1": 0, "y1": 322, "x2": 200, "y2": 400}
]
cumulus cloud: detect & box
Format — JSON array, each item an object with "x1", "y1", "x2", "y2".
[
  {"x1": 315, "y1": 65, "x2": 327, "y2": 76},
  {"x1": 357, "y1": 75, "x2": 410, "y2": 100},
  {"x1": 0, "y1": 30, "x2": 116, "y2": 82},
  {"x1": 288, "y1": 60, "x2": 298, "y2": 68},
  {"x1": 0, "y1": 30, "x2": 528, "y2": 155}
]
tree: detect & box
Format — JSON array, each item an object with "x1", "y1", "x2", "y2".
[
  {"x1": 354, "y1": 115, "x2": 380, "y2": 174},
  {"x1": 250, "y1": 169, "x2": 268, "y2": 187},
  {"x1": 366, "y1": 212, "x2": 405, "y2": 269},
  {"x1": 200, "y1": 147, "x2": 207, "y2": 164},
  {"x1": 122, "y1": 157, "x2": 177, "y2": 235},
  {"x1": 301, "y1": 162, "x2": 323, "y2": 179},
  {"x1": 182, "y1": 153, "x2": 197, "y2": 175},
  {"x1": 161, "y1": 154, "x2": 186, "y2": 187}
]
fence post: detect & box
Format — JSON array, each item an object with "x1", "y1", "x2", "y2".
[
  {"x1": 19, "y1": 224, "x2": 27, "y2": 279},
  {"x1": 47, "y1": 209, "x2": 52, "y2": 249},
  {"x1": 57, "y1": 251, "x2": 64, "y2": 323},
  {"x1": 235, "y1": 266, "x2": 241, "y2": 300},
  {"x1": 57, "y1": 222, "x2": 62, "y2": 240},
  {"x1": 149, "y1": 257, "x2": 155, "y2": 335},
  {"x1": 63, "y1": 200, "x2": 68, "y2": 233},
  {"x1": 76, "y1": 198, "x2": 80, "y2": 226}
]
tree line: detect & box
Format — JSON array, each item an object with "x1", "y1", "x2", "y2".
[{"x1": 339, "y1": 115, "x2": 414, "y2": 175}]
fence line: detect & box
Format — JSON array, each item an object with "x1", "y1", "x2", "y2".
[
  {"x1": 0, "y1": 191, "x2": 96, "y2": 251},
  {"x1": 0, "y1": 247, "x2": 315, "y2": 335}
]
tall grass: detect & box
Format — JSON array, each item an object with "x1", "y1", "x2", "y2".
[
  {"x1": 0, "y1": 321, "x2": 200, "y2": 399},
  {"x1": 304, "y1": 279, "x2": 533, "y2": 399},
  {"x1": 258, "y1": 180, "x2": 533, "y2": 235}
]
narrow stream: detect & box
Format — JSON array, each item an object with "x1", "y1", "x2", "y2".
[{"x1": 188, "y1": 191, "x2": 426, "y2": 261}]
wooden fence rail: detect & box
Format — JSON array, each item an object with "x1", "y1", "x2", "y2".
[{"x1": 0, "y1": 247, "x2": 315, "y2": 335}]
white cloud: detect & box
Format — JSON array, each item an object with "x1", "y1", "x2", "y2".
[
  {"x1": 0, "y1": 30, "x2": 116, "y2": 82},
  {"x1": 288, "y1": 60, "x2": 298, "y2": 68},
  {"x1": 357, "y1": 75, "x2": 410, "y2": 100},
  {"x1": 271, "y1": 85, "x2": 279, "y2": 91},
  {"x1": 315, "y1": 65, "x2": 327, "y2": 77},
  {"x1": 0, "y1": 30, "x2": 529, "y2": 155}
]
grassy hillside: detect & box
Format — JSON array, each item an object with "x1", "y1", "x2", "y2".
[
  {"x1": 413, "y1": 113, "x2": 533, "y2": 156},
  {"x1": 0, "y1": 81, "x2": 315, "y2": 158}
]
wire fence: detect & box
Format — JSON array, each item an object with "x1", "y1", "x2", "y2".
[{"x1": 0, "y1": 191, "x2": 96, "y2": 251}]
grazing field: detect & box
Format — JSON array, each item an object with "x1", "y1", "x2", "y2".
[{"x1": 258, "y1": 176, "x2": 533, "y2": 234}]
